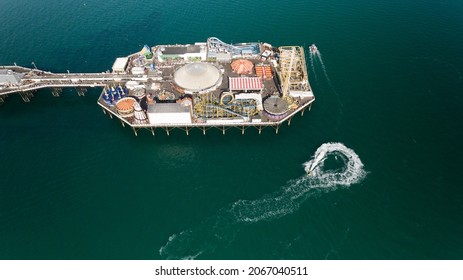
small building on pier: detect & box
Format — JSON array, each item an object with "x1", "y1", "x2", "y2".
[
  {"x1": 112, "y1": 57, "x2": 129, "y2": 74},
  {"x1": 0, "y1": 69, "x2": 24, "y2": 86},
  {"x1": 147, "y1": 103, "x2": 192, "y2": 125}
]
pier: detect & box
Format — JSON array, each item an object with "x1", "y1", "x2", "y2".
[
  {"x1": 0, "y1": 37, "x2": 315, "y2": 136},
  {"x1": 0, "y1": 65, "x2": 149, "y2": 102}
]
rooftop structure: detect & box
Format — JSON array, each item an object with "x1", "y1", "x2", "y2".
[
  {"x1": 229, "y1": 77, "x2": 263, "y2": 91},
  {"x1": 231, "y1": 59, "x2": 254, "y2": 75},
  {"x1": 173, "y1": 63, "x2": 222, "y2": 93},
  {"x1": 0, "y1": 69, "x2": 24, "y2": 85},
  {"x1": 112, "y1": 57, "x2": 129, "y2": 73},
  {"x1": 255, "y1": 65, "x2": 273, "y2": 79}
]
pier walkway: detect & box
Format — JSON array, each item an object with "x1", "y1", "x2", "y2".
[{"x1": 0, "y1": 66, "x2": 153, "y2": 102}]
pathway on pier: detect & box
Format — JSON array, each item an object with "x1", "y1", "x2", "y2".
[{"x1": 0, "y1": 66, "x2": 155, "y2": 100}]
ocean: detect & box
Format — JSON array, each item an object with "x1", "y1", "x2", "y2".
[{"x1": 0, "y1": 0, "x2": 462, "y2": 259}]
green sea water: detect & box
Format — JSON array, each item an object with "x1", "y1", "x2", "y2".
[{"x1": 1, "y1": 0, "x2": 462, "y2": 259}]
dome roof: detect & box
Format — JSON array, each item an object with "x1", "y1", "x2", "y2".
[
  {"x1": 116, "y1": 97, "x2": 135, "y2": 111},
  {"x1": 263, "y1": 96, "x2": 289, "y2": 115},
  {"x1": 231, "y1": 59, "x2": 254, "y2": 74},
  {"x1": 174, "y1": 63, "x2": 222, "y2": 92}
]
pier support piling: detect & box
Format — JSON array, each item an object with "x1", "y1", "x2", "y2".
[
  {"x1": 76, "y1": 88, "x2": 86, "y2": 97},
  {"x1": 121, "y1": 121, "x2": 125, "y2": 127},
  {"x1": 132, "y1": 128, "x2": 138, "y2": 136},
  {"x1": 165, "y1": 127, "x2": 170, "y2": 136},
  {"x1": 203, "y1": 126, "x2": 206, "y2": 135},
  {"x1": 0, "y1": 97, "x2": 4, "y2": 104},
  {"x1": 51, "y1": 88, "x2": 62, "y2": 97},
  {"x1": 222, "y1": 126, "x2": 225, "y2": 135},
  {"x1": 20, "y1": 92, "x2": 31, "y2": 102},
  {"x1": 301, "y1": 108, "x2": 306, "y2": 116},
  {"x1": 151, "y1": 128, "x2": 155, "y2": 136},
  {"x1": 185, "y1": 127, "x2": 189, "y2": 136},
  {"x1": 258, "y1": 126, "x2": 262, "y2": 134},
  {"x1": 276, "y1": 125, "x2": 280, "y2": 134}
]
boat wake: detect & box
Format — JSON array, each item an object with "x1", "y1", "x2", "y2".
[
  {"x1": 309, "y1": 45, "x2": 331, "y2": 84},
  {"x1": 158, "y1": 142, "x2": 366, "y2": 259},
  {"x1": 315, "y1": 52, "x2": 332, "y2": 84},
  {"x1": 309, "y1": 52, "x2": 319, "y2": 83},
  {"x1": 309, "y1": 45, "x2": 344, "y2": 113}
]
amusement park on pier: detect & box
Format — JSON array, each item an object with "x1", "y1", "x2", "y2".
[{"x1": 0, "y1": 37, "x2": 315, "y2": 136}]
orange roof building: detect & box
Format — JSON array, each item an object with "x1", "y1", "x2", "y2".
[
  {"x1": 115, "y1": 97, "x2": 136, "y2": 116},
  {"x1": 255, "y1": 65, "x2": 273, "y2": 79},
  {"x1": 231, "y1": 59, "x2": 254, "y2": 75}
]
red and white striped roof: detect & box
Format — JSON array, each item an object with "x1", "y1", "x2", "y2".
[{"x1": 229, "y1": 77, "x2": 263, "y2": 91}]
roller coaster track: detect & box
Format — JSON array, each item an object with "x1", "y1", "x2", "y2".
[
  {"x1": 277, "y1": 46, "x2": 309, "y2": 97},
  {"x1": 207, "y1": 37, "x2": 258, "y2": 56},
  {"x1": 204, "y1": 104, "x2": 249, "y2": 120}
]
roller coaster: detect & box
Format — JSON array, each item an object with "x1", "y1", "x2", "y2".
[
  {"x1": 207, "y1": 37, "x2": 260, "y2": 56},
  {"x1": 193, "y1": 92, "x2": 259, "y2": 120},
  {"x1": 277, "y1": 46, "x2": 310, "y2": 97}
]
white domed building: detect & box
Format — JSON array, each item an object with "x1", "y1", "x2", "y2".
[{"x1": 173, "y1": 62, "x2": 222, "y2": 94}]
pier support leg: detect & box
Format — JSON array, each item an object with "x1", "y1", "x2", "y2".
[
  {"x1": 288, "y1": 117, "x2": 292, "y2": 126},
  {"x1": 258, "y1": 126, "x2": 262, "y2": 135},
  {"x1": 186, "y1": 127, "x2": 189, "y2": 136},
  {"x1": 102, "y1": 108, "x2": 106, "y2": 114},
  {"x1": 109, "y1": 113, "x2": 113, "y2": 119},
  {"x1": 121, "y1": 121, "x2": 125, "y2": 127},
  {"x1": 222, "y1": 126, "x2": 225, "y2": 135},
  {"x1": 242, "y1": 126, "x2": 245, "y2": 135},
  {"x1": 133, "y1": 128, "x2": 138, "y2": 136},
  {"x1": 20, "y1": 93, "x2": 31, "y2": 102},
  {"x1": 276, "y1": 125, "x2": 279, "y2": 134},
  {"x1": 309, "y1": 103, "x2": 312, "y2": 111},
  {"x1": 0, "y1": 97, "x2": 4, "y2": 104},
  {"x1": 166, "y1": 127, "x2": 170, "y2": 136},
  {"x1": 51, "y1": 88, "x2": 62, "y2": 97},
  {"x1": 203, "y1": 126, "x2": 206, "y2": 135},
  {"x1": 301, "y1": 108, "x2": 306, "y2": 116},
  {"x1": 151, "y1": 128, "x2": 155, "y2": 136},
  {"x1": 76, "y1": 88, "x2": 87, "y2": 97}
]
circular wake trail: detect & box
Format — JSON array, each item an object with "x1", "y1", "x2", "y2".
[{"x1": 159, "y1": 143, "x2": 366, "y2": 259}]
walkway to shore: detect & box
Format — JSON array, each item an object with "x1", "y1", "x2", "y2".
[{"x1": 0, "y1": 65, "x2": 155, "y2": 99}]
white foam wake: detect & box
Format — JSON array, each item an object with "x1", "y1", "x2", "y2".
[
  {"x1": 309, "y1": 48, "x2": 344, "y2": 125},
  {"x1": 159, "y1": 142, "x2": 366, "y2": 259},
  {"x1": 314, "y1": 52, "x2": 332, "y2": 84},
  {"x1": 309, "y1": 52, "x2": 319, "y2": 83},
  {"x1": 304, "y1": 142, "x2": 365, "y2": 185}
]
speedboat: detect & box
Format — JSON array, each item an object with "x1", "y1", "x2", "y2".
[{"x1": 309, "y1": 44, "x2": 318, "y2": 55}]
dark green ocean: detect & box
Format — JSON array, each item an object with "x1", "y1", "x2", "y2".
[{"x1": 1, "y1": 0, "x2": 462, "y2": 260}]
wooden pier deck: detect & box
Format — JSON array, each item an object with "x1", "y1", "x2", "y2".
[{"x1": 0, "y1": 66, "x2": 155, "y2": 102}]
